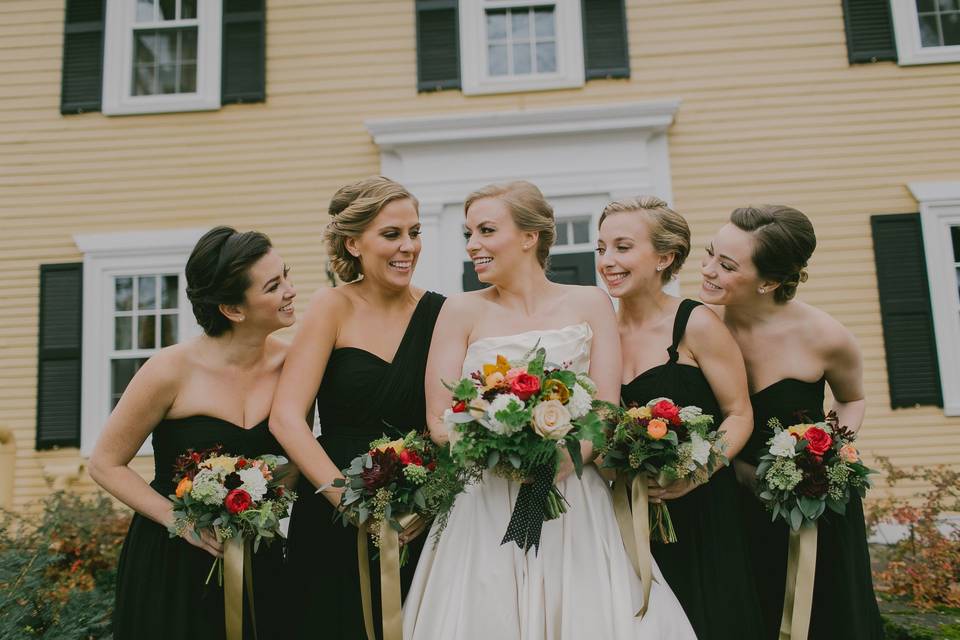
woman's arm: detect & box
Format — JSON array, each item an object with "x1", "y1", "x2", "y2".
[
  {"x1": 424, "y1": 296, "x2": 473, "y2": 445},
  {"x1": 268, "y1": 288, "x2": 347, "y2": 508},
  {"x1": 822, "y1": 321, "x2": 866, "y2": 432}
]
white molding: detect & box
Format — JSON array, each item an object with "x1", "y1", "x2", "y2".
[
  {"x1": 909, "y1": 181, "x2": 960, "y2": 416},
  {"x1": 459, "y1": 0, "x2": 585, "y2": 96},
  {"x1": 102, "y1": 0, "x2": 222, "y2": 116},
  {"x1": 73, "y1": 228, "x2": 204, "y2": 456},
  {"x1": 890, "y1": 0, "x2": 960, "y2": 65}
]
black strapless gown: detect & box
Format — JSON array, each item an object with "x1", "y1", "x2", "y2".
[
  {"x1": 113, "y1": 415, "x2": 290, "y2": 640},
  {"x1": 621, "y1": 299, "x2": 764, "y2": 640},
  {"x1": 285, "y1": 291, "x2": 445, "y2": 640},
  {"x1": 739, "y1": 377, "x2": 884, "y2": 639}
]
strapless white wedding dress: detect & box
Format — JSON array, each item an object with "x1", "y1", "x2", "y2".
[{"x1": 403, "y1": 323, "x2": 696, "y2": 640}]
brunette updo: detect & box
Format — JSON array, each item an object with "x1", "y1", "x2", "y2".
[
  {"x1": 599, "y1": 196, "x2": 690, "y2": 283},
  {"x1": 185, "y1": 226, "x2": 272, "y2": 336},
  {"x1": 323, "y1": 176, "x2": 419, "y2": 283},
  {"x1": 730, "y1": 205, "x2": 816, "y2": 303},
  {"x1": 464, "y1": 181, "x2": 556, "y2": 269}
]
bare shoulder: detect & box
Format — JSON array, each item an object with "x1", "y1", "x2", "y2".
[
  {"x1": 797, "y1": 302, "x2": 857, "y2": 356},
  {"x1": 307, "y1": 284, "x2": 353, "y2": 314},
  {"x1": 133, "y1": 339, "x2": 191, "y2": 396},
  {"x1": 686, "y1": 302, "x2": 727, "y2": 339},
  {"x1": 559, "y1": 284, "x2": 613, "y2": 313},
  {"x1": 265, "y1": 334, "x2": 290, "y2": 368}
]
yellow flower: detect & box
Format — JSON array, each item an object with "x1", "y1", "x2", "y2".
[
  {"x1": 787, "y1": 424, "x2": 814, "y2": 438},
  {"x1": 376, "y1": 439, "x2": 405, "y2": 454},
  {"x1": 543, "y1": 380, "x2": 571, "y2": 403},
  {"x1": 627, "y1": 406, "x2": 652, "y2": 420},
  {"x1": 483, "y1": 355, "x2": 511, "y2": 379},
  {"x1": 205, "y1": 456, "x2": 239, "y2": 473},
  {"x1": 175, "y1": 477, "x2": 192, "y2": 498}
]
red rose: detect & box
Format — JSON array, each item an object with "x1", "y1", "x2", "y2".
[
  {"x1": 803, "y1": 427, "x2": 833, "y2": 456},
  {"x1": 427, "y1": 460, "x2": 437, "y2": 471},
  {"x1": 224, "y1": 489, "x2": 252, "y2": 514},
  {"x1": 452, "y1": 400, "x2": 467, "y2": 413},
  {"x1": 400, "y1": 449, "x2": 423, "y2": 466},
  {"x1": 236, "y1": 458, "x2": 248, "y2": 469},
  {"x1": 510, "y1": 373, "x2": 541, "y2": 401},
  {"x1": 651, "y1": 400, "x2": 681, "y2": 426}
]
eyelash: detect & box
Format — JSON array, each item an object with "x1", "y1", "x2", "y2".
[
  {"x1": 463, "y1": 226, "x2": 494, "y2": 240},
  {"x1": 705, "y1": 247, "x2": 734, "y2": 272},
  {"x1": 595, "y1": 244, "x2": 630, "y2": 255},
  {"x1": 268, "y1": 267, "x2": 291, "y2": 292},
  {"x1": 384, "y1": 230, "x2": 421, "y2": 240}
]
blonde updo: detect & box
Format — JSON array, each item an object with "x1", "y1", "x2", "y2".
[
  {"x1": 323, "y1": 176, "x2": 418, "y2": 282},
  {"x1": 599, "y1": 196, "x2": 691, "y2": 283},
  {"x1": 730, "y1": 205, "x2": 815, "y2": 304},
  {"x1": 464, "y1": 181, "x2": 556, "y2": 269}
]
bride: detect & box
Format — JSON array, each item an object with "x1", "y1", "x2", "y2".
[{"x1": 403, "y1": 181, "x2": 695, "y2": 639}]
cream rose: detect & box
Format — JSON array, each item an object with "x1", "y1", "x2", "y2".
[{"x1": 531, "y1": 399, "x2": 573, "y2": 440}]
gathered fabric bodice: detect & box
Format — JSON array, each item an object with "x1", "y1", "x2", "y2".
[{"x1": 461, "y1": 322, "x2": 592, "y2": 378}]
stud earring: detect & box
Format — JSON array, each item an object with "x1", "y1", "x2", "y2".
[
  {"x1": 656, "y1": 266, "x2": 664, "y2": 272},
  {"x1": 758, "y1": 287, "x2": 766, "y2": 294}
]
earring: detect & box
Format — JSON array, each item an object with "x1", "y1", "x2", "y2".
[
  {"x1": 656, "y1": 265, "x2": 664, "y2": 272},
  {"x1": 758, "y1": 287, "x2": 766, "y2": 294}
]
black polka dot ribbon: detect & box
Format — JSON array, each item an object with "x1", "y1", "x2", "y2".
[{"x1": 501, "y1": 464, "x2": 554, "y2": 554}]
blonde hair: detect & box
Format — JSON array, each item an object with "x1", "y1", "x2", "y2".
[
  {"x1": 464, "y1": 181, "x2": 556, "y2": 269},
  {"x1": 323, "y1": 176, "x2": 418, "y2": 282},
  {"x1": 599, "y1": 196, "x2": 691, "y2": 283}
]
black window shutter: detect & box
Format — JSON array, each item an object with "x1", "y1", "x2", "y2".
[
  {"x1": 222, "y1": 0, "x2": 266, "y2": 104},
  {"x1": 871, "y1": 214, "x2": 942, "y2": 408},
  {"x1": 416, "y1": 0, "x2": 460, "y2": 92},
  {"x1": 842, "y1": 0, "x2": 897, "y2": 64},
  {"x1": 60, "y1": 0, "x2": 105, "y2": 114},
  {"x1": 582, "y1": 0, "x2": 630, "y2": 79},
  {"x1": 37, "y1": 264, "x2": 83, "y2": 449}
]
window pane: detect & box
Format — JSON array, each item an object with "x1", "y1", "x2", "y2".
[
  {"x1": 159, "y1": 0, "x2": 176, "y2": 20},
  {"x1": 513, "y1": 43, "x2": 532, "y2": 74},
  {"x1": 111, "y1": 358, "x2": 149, "y2": 409},
  {"x1": 138, "y1": 315, "x2": 156, "y2": 349},
  {"x1": 161, "y1": 275, "x2": 179, "y2": 309},
  {"x1": 556, "y1": 222, "x2": 569, "y2": 245},
  {"x1": 573, "y1": 221, "x2": 590, "y2": 244},
  {"x1": 511, "y1": 10, "x2": 530, "y2": 40},
  {"x1": 938, "y1": 0, "x2": 960, "y2": 11},
  {"x1": 488, "y1": 44, "x2": 508, "y2": 75},
  {"x1": 161, "y1": 314, "x2": 178, "y2": 347},
  {"x1": 951, "y1": 225, "x2": 960, "y2": 262},
  {"x1": 534, "y1": 8, "x2": 555, "y2": 38},
  {"x1": 134, "y1": 32, "x2": 157, "y2": 64},
  {"x1": 155, "y1": 30, "x2": 178, "y2": 65},
  {"x1": 114, "y1": 316, "x2": 132, "y2": 350},
  {"x1": 942, "y1": 12, "x2": 960, "y2": 45},
  {"x1": 115, "y1": 277, "x2": 133, "y2": 311},
  {"x1": 158, "y1": 64, "x2": 178, "y2": 94},
  {"x1": 179, "y1": 63, "x2": 197, "y2": 93},
  {"x1": 919, "y1": 14, "x2": 942, "y2": 46},
  {"x1": 133, "y1": 64, "x2": 156, "y2": 96},
  {"x1": 487, "y1": 10, "x2": 507, "y2": 40},
  {"x1": 136, "y1": 0, "x2": 155, "y2": 22},
  {"x1": 180, "y1": 29, "x2": 198, "y2": 62},
  {"x1": 138, "y1": 276, "x2": 157, "y2": 309},
  {"x1": 917, "y1": 0, "x2": 936, "y2": 10},
  {"x1": 181, "y1": 0, "x2": 197, "y2": 19},
  {"x1": 536, "y1": 42, "x2": 557, "y2": 73}
]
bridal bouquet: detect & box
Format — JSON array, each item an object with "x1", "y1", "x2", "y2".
[
  {"x1": 444, "y1": 346, "x2": 607, "y2": 552},
  {"x1": 600, "y1": 398, "x2": 727, "y2": 542},
  {"x1": 755, "y1": 412, "x2": 873, "y2": 531}
]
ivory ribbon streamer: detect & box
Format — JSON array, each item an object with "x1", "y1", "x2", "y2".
[
  {"x1": 612, "y1": 473, "x2": 653, "y2": 618},
  {"x1": 778, "y1": 524, "x2": 818, "y2": 640},
  {"x1": 223, "y1": 537, "x2": 257, "y2": 640},
  {"x1": 358, "y1": 513, "x2": 421, "y2": 640}
]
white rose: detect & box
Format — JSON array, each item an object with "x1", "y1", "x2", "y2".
[
  {"x1": 237, "y1": 467, "x2": 268, "y2": 501},
  {"x1": 769, "y1": 430, "x2": 797, "y2": 458},
  {"x1": 486, "y1": 393, "x2": 524, "y2": 434},
  {"x1": 678, "y1": 405, "x2": 703, "y2": 423},
  {"x1": 531, "y1": 399, "x2": 573, "y2": 440},
  {"x1": 645, "y1": 397, "x2": 672, "y2": 408},
  {"x1": 567, "y1": 384, "x2": 593, "y2": 420},
  {"x1": 689, "y1": 432, "x2": 712, "y2": 467}
]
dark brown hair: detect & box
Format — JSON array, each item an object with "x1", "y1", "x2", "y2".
[{"x1": 730, "y1": 205, "x2": 816, "y2": 303}]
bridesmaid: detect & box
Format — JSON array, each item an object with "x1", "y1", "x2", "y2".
[
  {"x1": 269, "y1": 176, "x2": 445, "y2": 639},
  {"x1": 90, "y1": 226, "x2": 297, "y2": 639},
  {"x1": 597, "y1": 196, "x2": 764, "y2": 640},
  {"x1": 700, "y1": 204, "x2": 883, "y2": 639}
]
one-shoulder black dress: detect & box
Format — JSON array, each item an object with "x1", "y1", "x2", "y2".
[
  {"x1": 621, "y1": 299, "x2": 764, "y2": 640},
  {"x1": 113, "y1": 415, "x2": 290, "y2": 639},
  {"x1": 739, "y1": 377, "x2": 883, "y2": 639},
  {"x1": 285, "y1": 291, "x2": 445, "y2": 639}
]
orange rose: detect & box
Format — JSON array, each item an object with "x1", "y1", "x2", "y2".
[
  {"x1": 175, "y1": 476, "x2": 193, "y2": 498},
  {"x1": 647, "y1": 418, "x2": 668, "y2": 440},
  {"x1": 839, "y1": 444, "x2": 860, "y2": 464}
]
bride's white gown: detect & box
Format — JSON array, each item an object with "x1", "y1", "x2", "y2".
[{"x1": 403, "y1": 323, "x2": 696, "y2": 640}]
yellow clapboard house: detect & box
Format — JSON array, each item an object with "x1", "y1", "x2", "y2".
[{"x1": 1, "y1": 0, "x2": 959, "y2": 510}]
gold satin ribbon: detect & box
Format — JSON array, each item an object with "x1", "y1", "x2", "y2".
[
  {"x1": 224, "y1": 538, "x2": 257, "y2": 640},
  {"x1": 779, "y1": 524, "x2": 818, "y2": 640},
  {"x1": 612, "y1": 473, "x2": 653, "y2": 618},
  {"x1": 357, "y1": 513, "x2": 420, "y2": 640}
]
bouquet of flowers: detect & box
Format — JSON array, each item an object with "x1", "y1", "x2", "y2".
[
  {"x1": 443, "y1": 346, "x2": 607, "y2": 552},
  {"x1": 600, "y1": 397, "x2": 727, "y2": 543},
  {"x1": 755, "y1": 412, "x2": 873, "y2": 530},
  {"x1": 167, "y1": 446, "x2": 296, "y2": 584}
]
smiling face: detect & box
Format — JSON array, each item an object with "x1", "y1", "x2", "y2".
[
  {"x1": 463, "y1": 196, "x2": 539, "y2": 285},
  {"x1": 238, "y1": 248, "x2": 297, "y2": 332},
  {"x1": 346, "y1": 197, "x2": 422, "y2": 290},
  {"x1": 596, "y1": 211, "x2": 671, "y2": 299},
  {"x1": 699, "y1": 222, "x2": 769, "y2": 305}
]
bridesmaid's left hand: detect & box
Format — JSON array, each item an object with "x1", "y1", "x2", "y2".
[
  {"x1": 399, "y1": 516, "x2": 428, "y2": 545},
  {"x1": 647, "y1": 477, "x2": 699, "y2": 502}
]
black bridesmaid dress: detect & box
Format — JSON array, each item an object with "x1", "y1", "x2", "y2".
[
  {"x1": 113, "y1": 415, "x2": 290, "y2": 640},
  {"x1": 621, "y1": 299, "x2": 764, "y2": 640},
  {"x1": 285, "y1": 291, "x2": 445, "y2": 640},
  {"x1": 739, "y1": 377, "x2": 884, "y2": 639}
]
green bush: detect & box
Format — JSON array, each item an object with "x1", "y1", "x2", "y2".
[{"x1": 0, "y1": 491, "x2": 130, "y2": 639}]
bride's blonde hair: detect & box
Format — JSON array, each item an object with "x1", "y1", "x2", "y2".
[{"x1": 464, "y1": 181, "x2": 556, "y2": 270}]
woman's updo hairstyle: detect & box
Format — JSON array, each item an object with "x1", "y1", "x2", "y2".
[
  {"x1": 323, "y1": 176, "x2": 419, "y2": 283},
  {"x1": 730, "y1": 205, "x2": 816, "y2": 303},
  {"x1": 185, "y1": 226, "x2": 272, "y2": 336},
  {"x1": 464, "y1": 181, "x2": 556, "y2": 269},
  {"x1": 599, "y1": 196, "x2": 690, "y2": 283}
]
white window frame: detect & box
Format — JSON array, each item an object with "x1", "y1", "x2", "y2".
[
  {"x1": 74, "y1": 228, "x2": 206, "y2": 455},
  {"x1": 102, "y1": 0, "x2": 222, "y2": 115},
  {"x1": 459, "y1": 0, "x2": 584, "y2": 95},
  {"x1": 910, "y1": 182, "x2": 960, "y2": 416},
  {"x1": 891, "y1": 0, "x2": 960, "y2": 65}
]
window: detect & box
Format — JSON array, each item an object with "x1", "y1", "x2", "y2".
[
  {"x1": 554, "y1": 217, "x2": 592, "y2": 249},
  {"x1": 459, "y1": 0, "x2": 584, "y2": 94},
  {"x1": 891, "y1": 0, "x2": 960, "y2": 65},
  {"x1": 74, "y1": 229, "x2": 205, "y2": 454},
  {"x1": 101, "y1": 0, "x2": 221, "y2": 114}
]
